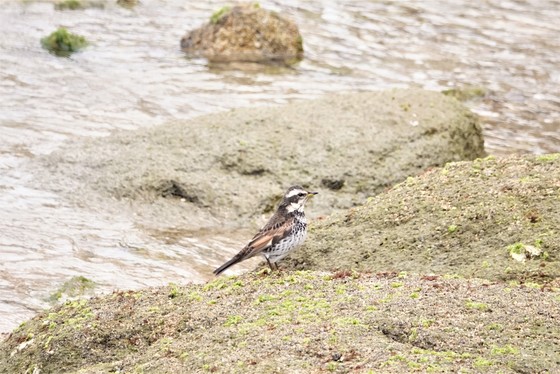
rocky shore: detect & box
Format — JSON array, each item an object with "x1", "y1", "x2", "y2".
[
  {"x1": 4, "y1": 91, "x2": 558, "y2": 373},
  {"x1": 285, "y1": 154, "x2": 560, "y2": 282},
  {"x1": 1, "y1": 270, "x2": 558, "y2": 373}
]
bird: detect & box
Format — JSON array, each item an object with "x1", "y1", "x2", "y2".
[{"x1": 213, "y1": 185, "x2": 318, "y2": 275}]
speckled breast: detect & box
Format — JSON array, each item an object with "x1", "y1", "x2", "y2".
[{"x1": 265, "y1": 221, "x2": 307, "y2": 262}]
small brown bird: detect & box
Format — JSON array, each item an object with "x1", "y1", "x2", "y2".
[{"x1": 213, "y1": 185, "x2": 318, "y2": 275}]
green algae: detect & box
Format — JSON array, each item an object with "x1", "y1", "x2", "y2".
[
  {"x1": 442, "y1": 86, "x2": 487, "y2": 101},
  {"x1": 465, "y1": 300, "x2": 489, "y2": 311},
  {"x1": 41, "y1": 27, "x2": 88, "y2": 56},
  {"x1": 210, "y1": 6, "x2": 231, "y2": 24},
  {"x1": 54, "y1": 0, "x2": 82, "y2": 10},
  {"x1": 49, "y1": 275, "x2": 96, "y2": 302},
  {"x1": 116, "y1": 0, "x2": 138, "y2": 8}
]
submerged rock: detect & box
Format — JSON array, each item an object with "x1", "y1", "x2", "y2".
[
  {"x1": 54, "y1": 0, "x2": 84, "y2": 10},
  {"x1": 41, "y1": 27, "x2": 88, "y2": 57},
  {"x1": 54, "y1": 0, "x2": 105, "y2": 10},
  {"x1": 116, "y1": 0, "x2": 138, "y2": 9},
  {"x1": 285, "y1": 154, "x2": 560, "y2": 281},
  {"x1": 36, "y1": 89, "x2": 484, "y2": 230},
  {"x1": 181, "y1": 4, "x2": 304, "y2": 63}
]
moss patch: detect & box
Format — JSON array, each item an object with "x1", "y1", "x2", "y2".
[
  {"x1": 210, "y1": 6, "x2": 231, "y2": 24},
  {"x1": 41, "y1": 27, "x2": 88, "y2": 56},
  {"x1": 116, "y1": 0, "x2": 138, "y2": 8},
  {"x1": 50, "y1": 275, "x2": 96, "y2": 302},
  {"x1": 442, "y1": 86, "x2": 487, "y2": 101},
  {"x1": 54, "y1": 0, "x2": 83, "y2": 10},
  {"x1": 54, "y1": 0, "x2": 105, "y2": 10}
]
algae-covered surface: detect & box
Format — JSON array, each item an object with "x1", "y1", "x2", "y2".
[
  {"x1": 41, "y1": 27, "x2": 88, "y2": 56},
  {"x1": 285, "y1": 154, "x2": 560, "y2": 282},
  {"x1": 1, "y1": 272, "x2": 559, "y2": 373},
  {"x1": 181, "y1": 3, "x2": 303, "y2": 63},
  {"x1": 50, "y1": 276, "x2": 96, "y2": 302},
  {"x1": 54, "y1": 0, "x2": 105, "y2": 10},
  {"x1": 442, "y1": 86, "x2": 487, "y2": 101},
  {"x1": 35, "y1": 89, "x2": 484, "y2": 230},
  {"x1": 54, "y1": 0, "x2": 84, "y2": 10}
]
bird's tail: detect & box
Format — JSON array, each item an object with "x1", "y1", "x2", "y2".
[{"x1": 213, "y1": 254, "x2": 244, "y2": 276}]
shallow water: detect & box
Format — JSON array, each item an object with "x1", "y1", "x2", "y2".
[{"x1": 0, "y1": 0, "x2": 559, "y2": 332}]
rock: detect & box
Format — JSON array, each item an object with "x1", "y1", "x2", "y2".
[
  {"x1": 54, "y1": 0, "x2": 105, "y2": 10},
  {"x1": 54, "y1": 0, "x2": 83, "y2": 10},
  {"x1": 49, "y1": 276, "x2": 96, "y2": 302},
  {"x1": 442, "y1": 86, "x2": 487, "y2": 101},
  {"x1": 36, "y1": 89, "x2": 484, "y2": 229},
  {"x1": 321, "y1": 177, "x2": 345, "y2": 190},
  {"x1": 41, "y1": 27, "x2": 88, "y2": 57},
  {"x1": 180, "y1": 4, "x2": 304, "y2": 63},
  {"x1": 1, "y1": 273, "x2": 558, "y2": 373},
  {"x1": 284, "y1": 154, "x2": 560, "y2": 281},
  {"x1": 116, "y1": 0, "x2": 138, "y2": 9}
]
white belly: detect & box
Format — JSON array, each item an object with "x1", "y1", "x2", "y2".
[{"x1": 264, "y1": 228, "x2": 307, "y2": 263}]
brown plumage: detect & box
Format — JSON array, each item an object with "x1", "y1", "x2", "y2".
[{"x1": 213, "y1": 185, "x2": 317, "y2": 275}]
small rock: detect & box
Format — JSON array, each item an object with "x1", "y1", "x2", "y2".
[
  {"x1": 181, "y1": 4, "x2": 304, "y2": 63},
  {"x1": 321, "y1": 178, "x2": 345, "y2": 190},
  {"x1": 41, "y1": 27, "x2": 88, "y2": 57}
]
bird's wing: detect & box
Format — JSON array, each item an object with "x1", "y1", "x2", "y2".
[{"x1": 239, "y1": 217, "x2": 293, "y2": 259}]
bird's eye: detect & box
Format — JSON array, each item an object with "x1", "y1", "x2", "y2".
[{"x1": 298, "y1": 192, "x2": 306, "y2": 197}]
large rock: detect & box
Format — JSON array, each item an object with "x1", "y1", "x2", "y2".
[
  {"x1": 36, "y1": 89, "x2": 484, "y2": 229},
  {"x1": 285, "y1": 154, "x2": 560, "y2": 281},
  {"x1": 181, "y1": 4, "x2": 304, "y2": 63},
  {"x1": 1, "y1": 273, "x2": 559, "y2": 373}
]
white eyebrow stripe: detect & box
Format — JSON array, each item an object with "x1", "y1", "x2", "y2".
[{"x1": 286, "y1": 189, "x2": 305, "y2": 198}]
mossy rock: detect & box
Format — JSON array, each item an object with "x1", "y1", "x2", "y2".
[
  {"x1": 54, "y1": 0, "x2": 105, "y2": 10},
  {"x1": 34, "y1": 89, "x2": 485, "y2": 230},
  {"x1": 50, "y1": 276, "x2": 96, "y2": 302},
  {"x1": 41, "y1": 27, "x2": 88, "y2": 56},
  {"x1": 285, "y1": 154, "x2": 560, "y2": 282},
  {"x1": 1, "y1": 272, "x2": 558, "y2": 373},
  {"x1": 116, "y1": 0, "x2": 138, "y2": 9},
  {"x1": 54, "y1": 0, "x2": 83, "y2": 10},
  {"x1": 181, "y1": 4, "x2": 304, "y2": 63},
  {"x1": 442, "y1": 86, "x2": 487, "y2": 101}
]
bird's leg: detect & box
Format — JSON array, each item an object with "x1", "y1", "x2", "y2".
[{"x1": 265, "y1": 256, "x2": 274, "y2": 271}]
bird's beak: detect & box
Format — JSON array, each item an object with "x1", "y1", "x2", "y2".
[{"x1": 308, "y1": 191, "x2": 318, "y2": 196}]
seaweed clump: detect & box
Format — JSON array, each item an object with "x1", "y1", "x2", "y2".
[{"x1": 41, "y1": 27, "x2": 88, "y2": 57}]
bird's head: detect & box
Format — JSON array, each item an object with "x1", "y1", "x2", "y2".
[{"x1": 281, "y1": 185, "x2": 318, "y2": 213}]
